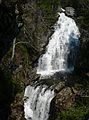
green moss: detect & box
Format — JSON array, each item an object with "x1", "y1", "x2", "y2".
[
  {"x1": 37, "y1": 0, "x2": 60, "y2": 26},
  {"x1": 16, "y1": 44, "x2": 30, "y2": 65},
  {"x1": 56, "y1": 106, "x2": 89, "y2": 120},
  {"x1": 0, "y1": 42, "x2": 30, "y2": 94},
  {"x1": 37, "y1": 0, "x2": 60, "y2": 11}
]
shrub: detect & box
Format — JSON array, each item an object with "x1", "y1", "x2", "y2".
[{"x1": 56, "y1": 106, "x2": 89, "y2": 120}]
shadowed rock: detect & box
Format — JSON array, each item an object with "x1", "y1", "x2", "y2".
[{"x1": 65, "y1": 7, "x2": 75, "y2": 16}]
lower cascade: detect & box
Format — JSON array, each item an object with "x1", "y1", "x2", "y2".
[
  {"x1": 24, "y1": 12, "x2": 80, "y2": 120},
  {"x1": 24, "y1": 85, "x2": 54, "y2": 120}
]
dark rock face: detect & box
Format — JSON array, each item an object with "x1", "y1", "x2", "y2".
[
  {"x1": 0, "y1": 3, "x2": 19, "y2": 120},
  {"x1": 0, "y1": 4, "x2": 19, "y2": 61},
  {"x1": 8, "y1": 93, "x2": 25, "y2": 120},
  {"x1": 0, "y1": 0, "x2": 89, "y2": 120},
  {"x1": 0, "y1": 70, "x2": 11, "y2": 120},
  {"x1": 0, "y1": 0, "x2": 60, "y2": 120}
]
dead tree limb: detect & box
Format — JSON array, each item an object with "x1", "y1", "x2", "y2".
[
  {"x1": 11, "y1": 38, "x2": 16, "y2": 61},
  {"x1": 11, "y1": 40, "x2": 40, "y2": 61}
]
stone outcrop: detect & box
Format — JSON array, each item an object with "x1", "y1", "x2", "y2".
[
  {"x1": 0, "y1": 0, "x2": 89, "y2": 120},
  {"x1": 65, "y1": 7, "x2": 75, "y2": 16}
]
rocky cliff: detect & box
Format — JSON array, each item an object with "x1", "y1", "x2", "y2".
[{"x1": 0, "y1": 0, "x2": 89, "y2": 120}]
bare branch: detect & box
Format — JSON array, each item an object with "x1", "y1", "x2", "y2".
[
  {"x1": 15, "y1": 41, "x2": 30, "y2": 45},
  {"x1": 11, "y1": 38, "x2": 16, "y2": 61},
  {"x1": 11, "y1": 39, "x2": 40, "y2": 61}
]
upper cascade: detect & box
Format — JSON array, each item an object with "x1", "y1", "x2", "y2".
[{"x1": 37, "y1": 12, "x2": 80, "y2": 77}]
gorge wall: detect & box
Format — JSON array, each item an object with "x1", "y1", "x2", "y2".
[{"x1": 0, "y1": 0, "x2": 89, "y2": 120}]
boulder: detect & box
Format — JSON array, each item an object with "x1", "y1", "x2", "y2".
[{"x1": 65, "y1": 7, "x2": 75, "y2": 16}]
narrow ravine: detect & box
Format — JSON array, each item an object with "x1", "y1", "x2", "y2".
[{"x1": 24, "y1": 11, "x2": 80, "y2": 120}]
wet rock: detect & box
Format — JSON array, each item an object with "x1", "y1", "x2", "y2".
[
  {"x1": 0, "y1": 1, "x2": 89, "y2": 120},
  {"x1": 54, "y1": 82, "x2": 65, "y2": 93},
  {"x1": 55, "y1": 87, "x2": 74, "y2": 109},
  {"x1": 65, "y1": 7, "x2": 75, "y2": 17}
]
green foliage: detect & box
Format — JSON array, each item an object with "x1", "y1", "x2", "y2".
[
  {"x1": 56, "y1": 106, "x2": 89, "y2": 120},
  {"x1": 16, "y1": 44, "x2": 30, "y2": 66},
  {"x1": 37, "y1": 0, "x2": 60, "y2": 11},
  {"x1": 37, "y1": 0, "x2": 60, "y2": 25},
  {"x1": 0, "y1": 43, "x2": 29, "y2": 97}
]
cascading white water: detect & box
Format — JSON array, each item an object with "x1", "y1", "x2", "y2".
[
  {"x1": 37, "y1": 12, "x2": 80, "y2": 76},
  {"x1": 24, "y1": 85, "x2": 54, "y2": 120},
  {"x1": 24, "y1": 12, "x2": 80, "y2": 120}
]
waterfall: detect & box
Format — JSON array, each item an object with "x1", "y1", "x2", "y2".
[
  {"x1": 24, "y1": 85, "x2": 54, "y2": 120},
  {"x1": 37, "y1": 12, "x2": 80, "y2": 77},
  {"x1": 24, "y1": 12, "x2": 80, "y2": 120}
]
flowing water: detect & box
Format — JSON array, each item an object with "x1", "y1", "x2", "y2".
[
  {"x1": 37, "y1": 12, "x2": 80, "y2": 77},
  {"x1": 24, "y1": 12, "x2": 80, "y2": 120},
  {"x1": 24, "y1": 85, "x2": 54, "y2": 120}
]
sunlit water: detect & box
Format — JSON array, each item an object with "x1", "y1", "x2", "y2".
[
  {"x1": 24, "y1": 85, "x2": 54, "y2": 120},
  {"x1": 37, "y1": 13, "x2": 80, "y2": 77},
  {"x1": 24, "y1": 12, "x2": 80, "y2": 120}
]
